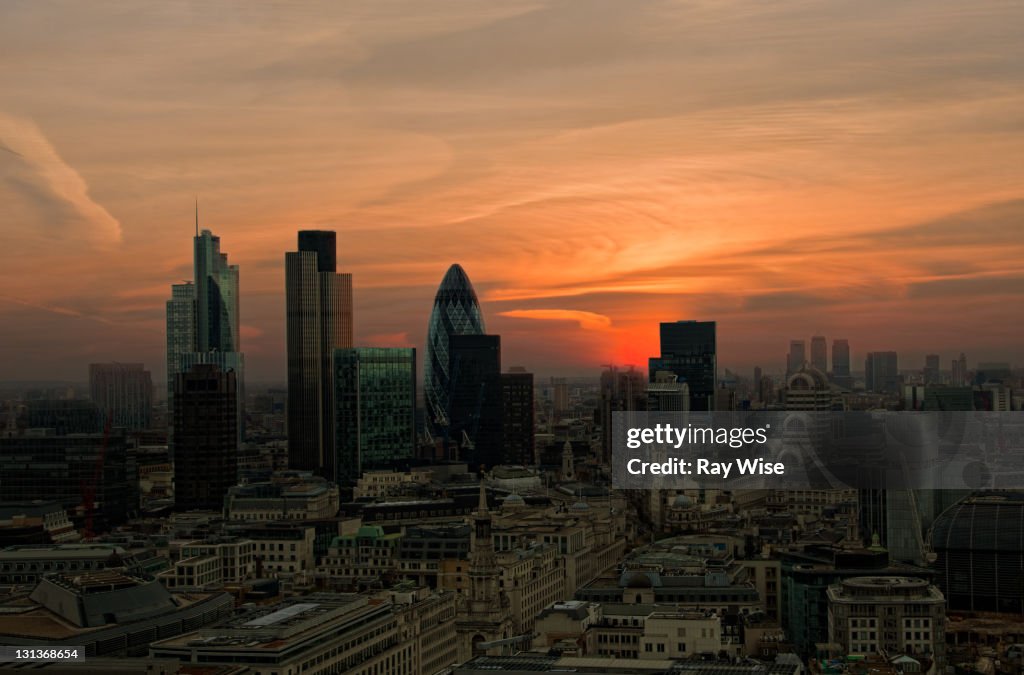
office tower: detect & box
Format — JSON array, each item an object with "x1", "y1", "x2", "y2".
[
  {"x1": 551, "y1": 377, "x2": 569, "y2": 421},
  {"x1": 951, "y1": 352, "x2": 968, "y2": 386},
  {"x1": 165, "y1": 218, "x2": 244, "y2": 436},
  {"x1": 810, "y1": 335, "x2": 827, "y2": 372},
  {"x1": 0, "y1": 430, "x2": 130, "y2": 532},
  {"x1": 286, "y1": 230, "x2": 353, "y2": 477},
  {"x1": 193, "y1": 229, "x2": 240, "y2": 353},
  {"x1": 88, "y1": 362, "x2": 153, "y2": 431},
  {"x1": 166, "y1": 282, "x2": 196, "y2": 406},
  {"x1": 447, "y1": 334, "x2": 503, "y2": 469},
  {"x1": 865, "y1": 351, "x2": 899, "y2": 394},
  {"x1": 599, "y1": 365, "x2": 647, "y2": 463},
  {"x1": 173, "y1": 364, "x2": 238, "y2": 511},
  {"x1": 334, "y1": 348, "x2": 416, "y2": 483},
  {"x1": 425, "y1": 264, "x2": 486, "y2": 437},
  {"x1": 648, "y1": 320, "x2": 716, "y2": 411},
  {"x1": 646, "y1": 371, "x2": 689, "y2": 412},
  {"x1": 501, "y1": 371, "x2": 534, "y2": 466},
  {"x1": 924, "y1": 354, "x2": 941, "y2": 385},
  {"x1": 786, "y1": 339, "x2": 806, "y2": 375},
  {"x1": 832, "y1": 339, "x2": 850, "y2": 377}
]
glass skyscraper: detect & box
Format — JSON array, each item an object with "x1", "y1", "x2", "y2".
[
  {"x1": 334, "y1": 348, "x2": 416, "y2": 483},
  {"x1": 425, "y1": 264, "x2": 486, "y2": 436},
  {"x1": 648, "y1": 320, "x2": 717, "y2": 412},
  {"x1": 286, "y1": 230, "x2": 353, "y2": 478}
]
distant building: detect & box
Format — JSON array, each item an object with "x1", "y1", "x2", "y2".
[
  {"x1": 224, "y1": 474, "x2": 339, "y2": 522},
  {"x1": 649, "y1": 321, "x2": 717, "y2": 412},
  {"x1": 810, "y1": 335, "x2": 828, "y2": 372},
  {"x1": 787, "y1": 340, "x2": 806, "y2": 376},
  {"x1": 923, "y1": 354, "x2": 940, "y2": 385},
  {"x1": 865, "y1": 351, "x2": 899, "y2": 394},
  {"x1": 832, "y1": 339, "x2": 853, "y2": 388},
  {"x1": 173, "y1": 364, "x2": 238, "y2": 511},
  {"x1": 334, "y1": 347, "x2": 417, "y2": 482},
  {"x1": 286, "y1": 230, "x2": 353, "y2": 479},
  {"x1": 646, "y1": 371, "x2": 690, "y2": 412},
  {"x1": 89, "y1": 362, "x2": 153, "y2": 431}
]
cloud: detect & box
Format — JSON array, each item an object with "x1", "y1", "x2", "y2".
[
  {"x1": 498, "y1": 309, "x2": 613, "y2": 330},
  {"x1": 0, "y1": 114, "x2": 122, "y2": 248}
]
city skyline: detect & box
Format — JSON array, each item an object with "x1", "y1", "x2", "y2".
[{"x1": 2, "y1": 0, "x2": 1024, "y2": 381}]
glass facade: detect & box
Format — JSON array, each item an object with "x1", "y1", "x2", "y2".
[
  {"x1": 649, "y1": 321, "x2": 717, "y2": 412},
  {"x1": 425, "y1": 264, "x2": 486, "y2": 434},
  {"x1": 334, "y1": 347, "x2": 416, "y2": 483}
]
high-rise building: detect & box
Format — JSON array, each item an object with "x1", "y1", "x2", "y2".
[
  {"x1": 648, "y1": 320, "x2": 716, "y2": 412},
  {"x1": 166, "y1": 282, "x2": 196, "y2": 406},
  {"x1": 193, "y1": 229, "x2": 240, "y2": 353},
  {"x1": 165, "y1": 218, "x2": 244, "y2": 437},
  {"x1": 787, "y1": 339, "x2": 806, "y2": 375},
  {"x1": 810, "y1": 335, "x2": 827, "y2": 372},
  {"x1": 865, "y1": 351, "x2": 900, "y2": 394},
  {"x1": 88, "y1": 362, "x2": 153, "y2": 431},
  {"x1": 551, "y1": 377, "x2": 569, "y2": 421},
  {"x1": 501, "y1": 371, "x2": 534, "y2": 466},
  {"x1": 173, "y1": 363, "x2": 238, "y2": 511},
  {"x1": 951, "y1": 352, "x2": 968, "y2": 386},
  {"x1": 924, "y1": 354, "x2": 941, "y2": 385},
  {"x1": 425, "y1": 265, "x2": 486, "y2": 437},
  {"x1": 286, "y1": 230, "x2": 353, "y2": 477},
  {"x1": 832, "y1": 339, "x2": 850, "y2": 376},
  {"x1": 599, "y1": 365, "x2": 646, "y2": 464},
  {"x1": 448, "y1": 334, "x2": 503, "y2": 469},
  {"x1": 334, "y1": 347, "x2": 417, "y2": 483}
]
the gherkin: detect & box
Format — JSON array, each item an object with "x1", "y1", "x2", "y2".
[{"x1": 425, "y1": 264, "x2": 485, "y2": 434}]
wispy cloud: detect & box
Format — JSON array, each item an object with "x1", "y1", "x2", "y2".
[
  {"x1": 0, "y1": 114, "x2": 122, "y2": 248},
  {"x1": 499, "y1": 309, "x2": 613, "y2": 331}
]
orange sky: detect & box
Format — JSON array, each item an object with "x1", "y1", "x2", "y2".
[{"x1": 1, "y1": 0, "x2": 1022, "y2": 382}]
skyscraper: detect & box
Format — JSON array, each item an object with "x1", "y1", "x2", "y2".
[
  {"x1": 832, "y1": 338, "x2": 853, "y2": 389},
  {"x1": 166, "y1": 282, "x2": 196, "y2": 406},
  {"x1": 88, "y1": 362, "x2": 153, "y2": 431},
  {"x1": 501, "y1": 370, "x2": 534, "y2": 466},
  {"x1": 924, "y1": 354, "x2": 941, "y2": 385},
  {"x1": 447, "y1": 334, "x2": 503, "y2": 469},
  {"x1": 648, "y1": 320, "x2": 716, "y2": 411},
  {"x1": 165, "y1": 215, "x2": 244, "y2": 438},
  {"x1": 194, "y1": 229, "x2": 240, "y2": 353},
  {"x1": 787, "y1": 339, "x2": 806, "y2": 375},
  {"x1": 865, "y1": 351, "x2": 900, "y2": 394},
  {"x1": 286, "y1": 230, "x2": 353, "y2": 477},
  {"x1": 334, "y1": 347, "x2": 416, "y2": 483},
  {"x1": 173, "y1": 363, "x2": 238, "y2": 511},
  {"x1": 810, "y1": 335, "x2": 827, "y2": 372},
  {"x1": 425, "y1": 264, "x2": 486, "y2": 437}
]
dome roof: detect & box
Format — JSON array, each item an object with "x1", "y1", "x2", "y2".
[
  {"x1": 672, "y1": 494, "x2": 693, "y2": 507},
  {"x1": 931, "y1": 492, "x2": 1024, "y2": 553},
  {"x1": 502, "y1": 493, "x2": 526, "y2": 508}
]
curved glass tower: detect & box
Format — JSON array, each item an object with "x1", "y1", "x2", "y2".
[{"x1": 425, "y1": 264, "x2": 486, "y2": 434}]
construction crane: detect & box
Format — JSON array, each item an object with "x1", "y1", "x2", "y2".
[{"x1": 80, "y1": 412, "x2": 113, "y2": 540}]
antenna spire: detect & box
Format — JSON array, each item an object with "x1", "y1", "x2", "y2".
[{"x1": 195, "y1": 198, "x2": 199, "y2": 237}]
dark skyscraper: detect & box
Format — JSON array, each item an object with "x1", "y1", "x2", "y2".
[
  {"x1": 173, "y1": 363, "x2": 238, "y2": 511},
  {"x1": 924, "y1": 353, "x2": 941, "y2": 384},
  {"x1": 425, "y1": 264, "x2": 486, "y2": 437},
  {"x1": 831, "y1": 338, "x2": 853, "y2": 389},
  {"x1": 286, "y1": 230, "x2": 353, "y2": 477},
  {"x1": 88, "y1": 362, "x2": 153, "y2": 431},
  {"x1": 787, "y1": 339, "x2": 806, "y2": 375},
  {"x1": 865, "y1": 351, "x2": 900, "y2": 394},
  {"x1": 334, "y1": 347, "x2": 417, "y2": 483},
  {"x1": 501, "y1": 370, "x2": 534, "y2": 466},
  {"x1": 448, "y1": 334, "x2": 502, "y2": 469},
  {"x1": 810, "y1": 335, "x2": 827, "y2": 372},
  {"x1": 649, "y1": 320, "x2": 716, "y2": 411}
]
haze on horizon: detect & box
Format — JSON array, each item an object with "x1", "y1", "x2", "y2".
[{"x1": 1, "y1": 0, "x2": 1023, "y2": 383}]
